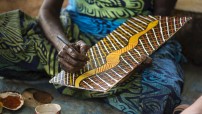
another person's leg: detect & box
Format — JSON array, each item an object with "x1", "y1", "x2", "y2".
[{"x1": 181, "y1": 96, "x2": 202, "y2": 114}]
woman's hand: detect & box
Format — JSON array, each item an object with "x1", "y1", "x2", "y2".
[
  {"x1": 39, "y1": 0, "x2": 90, "y2": 73},
  {"x1": 58, "y1": 40, "x2": 90, "y2": 73}
]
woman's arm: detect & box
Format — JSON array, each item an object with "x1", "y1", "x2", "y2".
[
  {"x1": 39, "y1": 0, "x2": 89, "y2": 73},
  {"x1": 39, "y1": 0, "x2": 66, "y2": 51},
  {"x1": 154, "y1": 0, "x2": 177, "y2": 16}
]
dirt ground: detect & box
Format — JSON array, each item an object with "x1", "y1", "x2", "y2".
[
  {"x1": 0, "y1": 0, "x2": 68, "y2": 17},
  {"x1": 176, "y1": 0, "x2": 202, "y2": 13},
  {"x1": 0, "y1": 0, "x2": 202, "y2": 16}
]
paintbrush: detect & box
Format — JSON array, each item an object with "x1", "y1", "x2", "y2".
[{"x1": 57, "y1": 35, "x2": 69, "y2": 45}]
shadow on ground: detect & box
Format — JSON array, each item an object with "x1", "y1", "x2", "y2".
[{"x1": 0, "y1": 78, "x2": 123, "y2": 114}]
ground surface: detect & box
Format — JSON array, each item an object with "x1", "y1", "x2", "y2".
[
  {"x1": 176, "y1": 0, "x2": 202, "y2": 13},
  {"x1": 181, "y1": 64, "x2": 202, "y2": 104},
  {"x1": 0, "y1": 0, "x2": 68, "y2": 17},
  {"x1": 0, "y1": 79, "x2": 123, "y2": 114}
]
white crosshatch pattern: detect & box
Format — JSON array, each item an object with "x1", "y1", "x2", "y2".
[{"x1": 50, "y1": 15, "x2": 191, "y2": 92}]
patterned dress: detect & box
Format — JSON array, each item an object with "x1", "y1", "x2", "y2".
[{"x1": 0, "y1": 0, "x2": 184, "y2": 113}]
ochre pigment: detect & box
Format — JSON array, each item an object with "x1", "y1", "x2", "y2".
[{"x1": 0, "y1": 96, "x2": 21, "y2": 109}]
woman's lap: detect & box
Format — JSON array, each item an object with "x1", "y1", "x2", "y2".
[
  {"x1": 0, "y1": 10, "x2": 59, "y2": 77},
  {"x1": 105, "y1": 41, "x2": 184, "y2": 114},
  {"x1": 0, "y1": 10, "x2": 184, "y2": 114}
]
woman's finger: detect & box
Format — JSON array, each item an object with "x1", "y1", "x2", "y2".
[
  {"x1": 58, "y1": 58, "x2": 83, "y2": 73},
  {"x1": 58, "y1": 51, "x2": 86, "y2": 67},
  {"x1": 76, "y1": 40, "x2": 90, "y2": 55},
  {"x1": 64, "y1": 45, "x2": 89, "y2": 61}
]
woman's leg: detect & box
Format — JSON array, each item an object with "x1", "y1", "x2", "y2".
[
  {"x1": 0, "y1": 10, "x2": 59, "y2": 79},
  {"x1": 105, "y1": 40, "x2": 184, "y2": 114}
]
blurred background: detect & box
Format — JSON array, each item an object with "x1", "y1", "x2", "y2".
[
  {"x1": 0, "y1": 0, "x2": 201, "y2": 16},
  {"x1": 0, "y1": 0, "x2": 68, "y2": 17}
]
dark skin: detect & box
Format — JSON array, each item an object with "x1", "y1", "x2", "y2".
[
  {"x1": 39, "y1": 0, "x2": 177, "y2": 73},
  {"x1": 39, "y1": 0, "x2": 89, "y2": 73}
]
